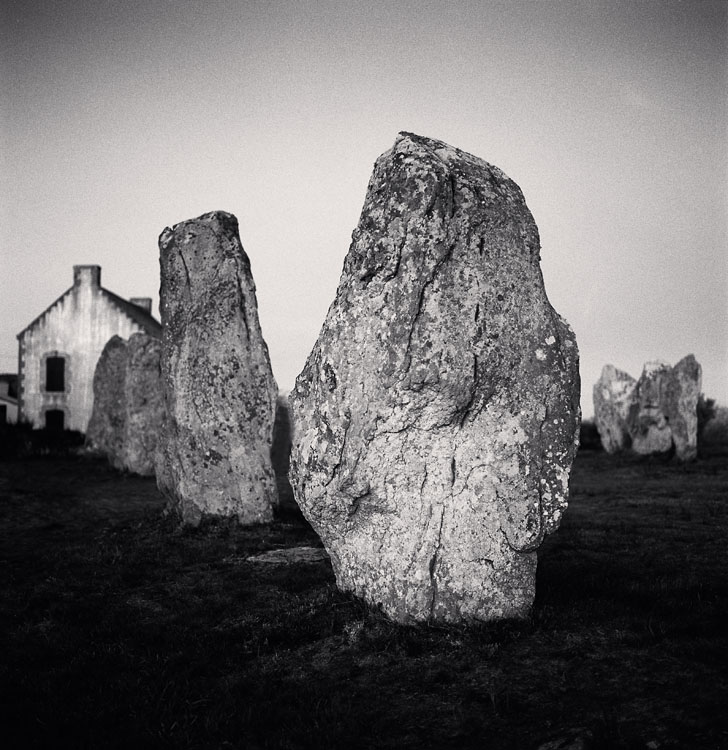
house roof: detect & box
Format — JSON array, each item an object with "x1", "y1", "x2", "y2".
[
  {"x1": 17, "y1": 284, "x2": 161, "y2": 339},
  {"x1": 17, "y1": 286, "x2": 73, "y2": 338},
  {"x1": 101, "y1": 288, "x2": 162, "y2": 337}
]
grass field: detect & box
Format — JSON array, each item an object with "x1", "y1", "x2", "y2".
[{"x1": 1, "y1": 448, "x2": 727, "y2": 749}]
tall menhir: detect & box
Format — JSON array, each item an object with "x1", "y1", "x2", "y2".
[
  {"x1": 156, "y1": 211, "x2": 278, "y2": 525},
  {"x1": 289, "y1": 133, "x2": 581, "y2": 624}
]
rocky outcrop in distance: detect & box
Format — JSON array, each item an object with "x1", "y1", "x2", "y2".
[{"x1": 594, "y1": 355, "x2": 701, "y2": 461}]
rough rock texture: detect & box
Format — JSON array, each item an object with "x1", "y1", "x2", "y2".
[
  {"x1": 289, "y1": 132, "x2": 581, "y2": 624},
  {"x1": 593, "y1": 365, "x2": 638, "y2": 453},
  {"x1": 119, "y1": 333, "x2": 163, "y2": 476},
  {"x1": 156, "y1": 211, "x2": 278, "y2": 525},
  {"x1": 593, "y1": 355, "x2": 701, "y2": 461},
  {"x1": 85, "y1": 336, "x2": 129, "y2": 467}
]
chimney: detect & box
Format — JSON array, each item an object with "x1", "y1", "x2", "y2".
[
  {"x1": 130, "y1": 297, "x2": 152, "y2": 314},
  {"x1": 73, "y1": 265, "x2": 101, "y2": 288}
]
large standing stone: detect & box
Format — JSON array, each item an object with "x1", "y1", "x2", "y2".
[
  {"x1": 593, "y1": 355, "x2": 701, "y2": 461},
  {"x1": 289, "y1": 132, "x2": 581, "y2": 624},
  {"x1": 593, "y1": 364, "x2": 638, "y2": 453},
  {"x1": 85, "y1": 335, "x2": 128, "y2": 468},
  {"x1": 156, "y1": 211, "x2": 278, "y2": 525},
  {"x1": 119, "y1": 332, "x2": 164, "y2": 476}
]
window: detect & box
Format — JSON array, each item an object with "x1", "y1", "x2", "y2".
[
  {"x1": 45, "y1": 409, "x2": 65, "y2": 431},
  {"x1": 46, "y1": 357, "x2": 65, "y2": 392}
]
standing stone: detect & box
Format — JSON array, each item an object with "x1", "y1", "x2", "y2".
[
  {"x1": 631, "y1": 361, "x2": 674, "y2": 456},
  {"x1": 156, "y1": 211, "x2": 278, "y2": 525},
  {"x1": 85, "y1": 335, "x2": 128, "y2": 468},
  {"x1": 632, "y1": 355, "x2": 701, "y2": 461},
  {"x1": 119, "y1": 332, "x2": 164, "y2": 476},
  {"x1": 86, "y1": 333, "x2": 163, "y2": 476},
  {"x1": 593, "y1": 364, "x2": 638, "y2": 453},
  {"x1": 289, "y1": 132, "x2": 581, "y2": 624},
  {"x1": 593, "y1": 355, "x2": 702, "y2": 461},
  {"x1": 664, "y1": 355, "x2": 701, "y2": 461}
]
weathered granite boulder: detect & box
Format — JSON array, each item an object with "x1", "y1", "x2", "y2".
[
  {"x1": 593, "y1": 365, "x2": 638, "y2": 453},
  {"x1": 156, "y1": 210, "x2": 278, "y2": 525},
  {"x1": 593, "y1": 356, "x2": 701, "y2": 461},
  {"x1": 119, "y1": 333, "x2": 163, "y2": 476},
  {"x1": 289, "y1": 132, "x2": 581, "y2": 624},
  {"x1": 85, "y1": 335, "x2": 128, "y2": 467}
]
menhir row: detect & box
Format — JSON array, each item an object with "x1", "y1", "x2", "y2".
[{"x1": 87, "y1": 132, "x2": 581, "y2": 625}]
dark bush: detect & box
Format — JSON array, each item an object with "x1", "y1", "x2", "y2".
[
  {"x1": 0, "y1": 422, "x2": 85, "y2": 459},
  {"x1": 578, "y1": 419, "x2": 602, "y2": 451},
  {"x1": 271, "y1": 395, "x2": 292, "y2": 475},
  {"x1": 697, "y1": 393, "x2": 717, "y2": 441}
]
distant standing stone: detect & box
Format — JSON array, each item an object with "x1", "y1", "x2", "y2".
[
  {"x1": 289, "y1": 132, "x2": 581, "y2": 624},
  {"x1": 156, "y1": 211, "x2": 278, "y2": 525},
  {"x1": 632, "y1": 356, "x2": 701, "y2": 461},
  {"x1": 630, "y1": 361, "x2": 674, "y2": 456},
  {"x1": 85, "y1": 335, "x2": 129, "y2": 469},
  {"x1": 593, "y1": 355, "x2": 701, "y2": 461},
  {"x1": 120, "y1": 332, "x2": 163, "y2": 476},
  {"x1": 666, "y1": 355, "x2": 701, "y2": 461},
  {"x1": 593, "y1": 364, "x2": 637, "y2": 453}
]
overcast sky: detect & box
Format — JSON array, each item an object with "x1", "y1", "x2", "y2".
[{"x1": 2, "y1": 0, "x2": 726, "y2": 416}]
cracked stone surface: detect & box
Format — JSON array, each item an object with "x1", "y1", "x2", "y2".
[
  {"x1": 155, "y1": 211, "x2": 278, "y2": 525},
  {"x1": 289, "y1": 132, "x2": 581, "y2": 624},
  {"x1": 593, "y1": 355, "x2": 701, "y2": 461}
]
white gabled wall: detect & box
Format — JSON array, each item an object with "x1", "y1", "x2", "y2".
[{"x1": 18, "y1": 266, "x2": 149, "y2": 433}]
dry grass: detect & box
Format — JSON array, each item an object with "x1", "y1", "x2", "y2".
[{"x1": 1, "y1": 450, "x2": 727, "y2": 749}]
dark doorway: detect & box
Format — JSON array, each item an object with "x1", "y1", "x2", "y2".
[
  {"x1": 46, "y1": 357, "x2": 66, "y2": 392},
  {"x1": 0, "y1": 405, "x2": 6, "y2": 424},
  {"x1": 45, "y1": 409, "x2": 65, "y2": 431}
]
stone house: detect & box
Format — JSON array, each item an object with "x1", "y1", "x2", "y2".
[
  {"x1": 17, "y1": 265, "x2": 161, "y2": 432},
  {"x1": 0, "y1": 374, "x2": 18, "y2": 424}
]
